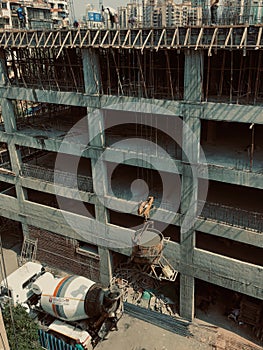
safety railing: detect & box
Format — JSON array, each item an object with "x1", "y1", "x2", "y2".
[
  {"x1": 198, "y1": 200, "x2": 263, "y2": 233},
  {"x1": 20, "y1": 163, "x2": 94, "y2": 193}
]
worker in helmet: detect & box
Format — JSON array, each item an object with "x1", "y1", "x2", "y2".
[
  {"x1": 138, "y1": 196, "x2": 154, "y2": 221},
  {"x1": 16, "y1": 4, "x2": 26, "y2": 28}
]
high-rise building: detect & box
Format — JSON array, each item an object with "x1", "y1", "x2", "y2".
[
  {"x1": 49, "y1": 0, "x2": 69, "y2": 27},
  {"x1": 141, "y1": 0, "x2": 201, "y2": 27},
  {"x1": 0, "y1": 0, "x2": 52, "y2": 29},
  {"x1": 118, "y1": 1, "x2": 142, "y2": 28}
]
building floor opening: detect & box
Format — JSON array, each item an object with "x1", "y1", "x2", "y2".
[{"x1": 195, "y1": 279, "x2": 263, "y2": 345}]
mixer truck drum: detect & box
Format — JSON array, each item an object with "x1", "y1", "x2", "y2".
[{"x1": 84, "y1": 284, "x2": 105, "y2": 318}]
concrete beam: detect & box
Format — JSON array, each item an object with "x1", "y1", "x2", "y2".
[
  {"x1": 0, "y1": 171, "x2": 15, "y2": 184},
  {"x1": 19, "y1": 175, "x2": 181, "y2": 225},
  {"x1": 195, "y1": 219, "x2": 263, "y2": 248},
  {"x1": 22, "y1": 200, "x2": 133, "y2": 250},
  {"x1": 20, "y1": 177, "x2": 97, "y2": 204},
  {"x1": 16, "y1": 176, "x2": 263, "y2": 248},
  {"x1": 203, "y1": 102, "x2": 263, "y2": 124},
  {"x1": 193, "y1": 249, "x2": 263, "y2": 300},
  {"x1": 204, "y1": 165, "x2": 263, "y2": 190},
  {"x1": 0, "y1": 194, "x2": 19, "y2": 212},
  {"x1": 102, "y1": 147, "x2": 182, "y2": 174},
  {"x1": 0, "y1": 85, "x2": 263, "y2": 125}
]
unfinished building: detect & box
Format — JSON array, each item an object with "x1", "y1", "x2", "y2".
[{"x1": 0, "y1": 26, "x2": 262, "y2": 332}]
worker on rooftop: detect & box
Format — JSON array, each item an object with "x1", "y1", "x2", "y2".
[
  {"x1": 210, "y1": 0, "x2": 219, "y2": 25},
  {"x1": 16, "y1": 4, "x2": 26, "y2": 28},
  {"x1": 61, "y1": 14, "x2": 69, "y2": 29}
]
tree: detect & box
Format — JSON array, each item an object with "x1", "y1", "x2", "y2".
[{"x1": 2, "y1": 304, "x2": 42, "y2": 350}]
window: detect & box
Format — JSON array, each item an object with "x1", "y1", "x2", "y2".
[
  {"x1": 76, "y1": 241, "x2": 99, "y2": 259},
  {"x1": 22, "y1": 273, "x2": 38, "y2": 289}
]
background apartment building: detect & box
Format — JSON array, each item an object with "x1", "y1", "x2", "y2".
[
  {"x1": 140, "y1": 0, "x2": 263, "y2": 26},
  {"x1": 118, "y1": 2, "x2": 142, "y2": 28},
  {"x1": 0, "y1": 0, "x2": 53, "y2": 29},
  {"x1": 48, "y1": 0, "x2": 70, "y2": 27},
  {"x1": 141, "y1": 0, "x2": 202, "y2": 27}
]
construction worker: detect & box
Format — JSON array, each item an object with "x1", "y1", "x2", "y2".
[
  {"x1": 61, "y1": 15, "x2": 69, "y2": 29},
  {"x1": 210, "y1": 0, "x2": 219, "y2": 25},
  {"x1": 16, "y1": 4, "x2": 26, "y2": 28},
  {"x1": 138, "y1": 196, "x2": 154, "y2": 221}
]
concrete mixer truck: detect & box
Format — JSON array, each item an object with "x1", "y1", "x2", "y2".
[{"x1": 0, "y1": 262, "x2": 124, "y2": 348}]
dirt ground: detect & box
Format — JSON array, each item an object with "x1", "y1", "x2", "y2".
[
  {"x1": 96, "y1": 313, "x2": 262, "y2": 350},
  {"x1": 0, "y1": 246, "x2": 262, "y2": 350},
  {"x1": 96, "y1": 313, "x2": 210, "y2": 350}
]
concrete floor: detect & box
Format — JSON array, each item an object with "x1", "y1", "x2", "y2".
[{"x1": 202, "y1": 143, "x2": 263, "y2": 173}]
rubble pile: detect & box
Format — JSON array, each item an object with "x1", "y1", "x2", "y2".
[{"x1": 114, "y1": 264, "x2": 179, "y2": 318}]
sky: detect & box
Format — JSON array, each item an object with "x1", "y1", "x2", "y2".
[
  {"x1": 73, "y1": 0, "x2": 125, "y2": 20},
  {"x1": 73, "y1": 0, "x2": 186, "y2": 20}
]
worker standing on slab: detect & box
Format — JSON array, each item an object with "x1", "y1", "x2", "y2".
[
  {"x1": 210, "y1": 0, "x2": 219, "y2": 25},
  {"x1": 16, "y1": 4, "x2": 26, "y2": 29},
  {"x1": 61, "y1": 15, "x2": 69, "y2": 29}
]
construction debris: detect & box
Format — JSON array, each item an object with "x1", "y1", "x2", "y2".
[{"x1": 113, "y1": 269, "x2": 179, "y2": 318}]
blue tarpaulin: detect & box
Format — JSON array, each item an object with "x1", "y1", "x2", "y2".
[
  {"x1": 87, "y1": 12, "x2": 102, "y2": 22},
  {"x1": 38, "y1": 329, "x2": 77, "y2": 350}
]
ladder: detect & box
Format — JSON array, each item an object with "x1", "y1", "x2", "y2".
[{"x1": 19, "y1": 237, "x2": 38, "y2": 265}]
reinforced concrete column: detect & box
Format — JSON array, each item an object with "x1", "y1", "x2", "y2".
[
  {"x1": 83, "y1": 49, "x2": 113, "y2": 286},
  {"x1": 82, "y1": 48, "x2": 101, "y2": 95},
  {"x1": 88, "y1": 108, "x2": 112, "y2": 286},
  {"x1": 184, "y1": 50, "x2": 203, "y2": 102},
  {"x1": 179, "y1": 50, "x2": 203, "y2": 320},
  {"x1": 180, "y1": 116, "x2": 201, "y2": 321},
  {"x1": 0, "y1": 73, "x2": 29, "y2": 235},
  {"x1": 0, "y1": 49, "x2": 8, "y2": 85}
]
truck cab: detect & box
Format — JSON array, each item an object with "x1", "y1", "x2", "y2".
[
  {"x1": 48, "y1": 319, "x2": 93, "y2": 349},
  {"x1": 0, "y1": 261, "x2": 45, "y2": 309}
]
